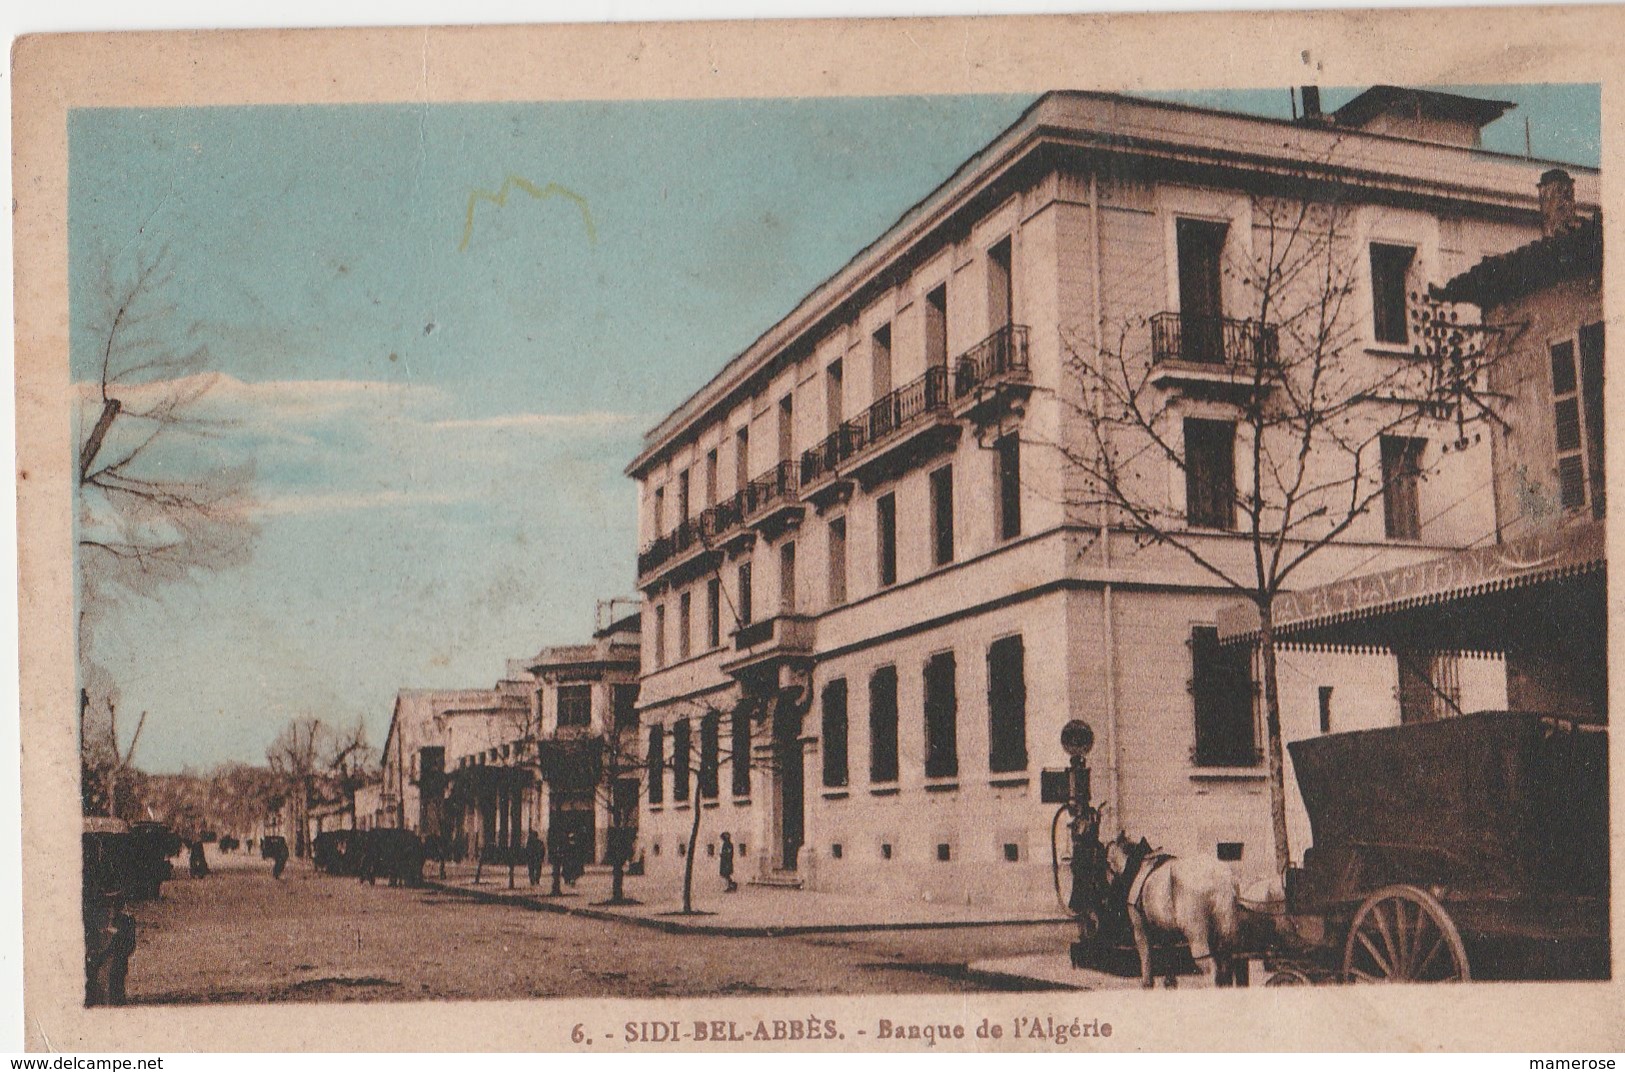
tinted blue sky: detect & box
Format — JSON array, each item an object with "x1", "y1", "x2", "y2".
[{"x1": 70, "y1": 85, "x2": 1598, "y2": 772}]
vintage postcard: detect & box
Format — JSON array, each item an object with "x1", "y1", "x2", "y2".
[{"x1": 12, "y1": 6, "x2": 1625, "y2": 1053}]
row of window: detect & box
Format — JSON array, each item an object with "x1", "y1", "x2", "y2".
[
  {"x1": 1184, "y1": 416, "x2": 1426, "y2": 539},
  {"x1": 645, "y1": 634, "x2": 1030, "y2": 803},
  {"x1": 652, "y1": 225, "x2": 1425, "y2": 547},
  {"x1": 544, "y1": 683, "x2": 640, "y2": 731},
  {"x1": 644, "y1": 619, "x2": 1263, "y2": 798},
  {"x1": 1180, "y1": 217, "x2": 1420, "y2": 350},
  {"x1": 648, "y1": 443, "x2": 1022, "y2": 668},
  {"x1": 649, "y1": 236, "x2": 1015, "y2": 542}
]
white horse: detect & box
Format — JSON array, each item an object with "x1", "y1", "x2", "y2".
[{"x1": 1105, "y1": 833, "x2": 1246, "y2": 988}]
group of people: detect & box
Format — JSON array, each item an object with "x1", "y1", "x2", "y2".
[{"x1": 521, "y1": 826, "x2": 588, "y2": 888}]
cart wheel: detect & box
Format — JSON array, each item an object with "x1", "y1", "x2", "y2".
[
  {"x1": 1342, "y1": 885, "x2": 1470, "y2": 983},
  {"x1": 1264, "y1": 967, "x2": 1313, "y2": 986}
]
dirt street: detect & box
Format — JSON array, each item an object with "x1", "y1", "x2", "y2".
[{"x1": 124, "y1": 853, "x2": 1076, "y2": 1003}]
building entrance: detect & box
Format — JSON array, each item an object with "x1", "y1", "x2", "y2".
[{"x1": 772, "y1": 708, "x2": 804, "y2": 871}]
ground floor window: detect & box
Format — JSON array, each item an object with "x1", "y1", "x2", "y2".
[
  {"x1": 731, "y1": 703, "x2": 752, "y2": 796},
  {"x1": 924, "y1": 651, "x2": 958, "y2": 778},
  {"x1": 672, "y1": 718, "x2": 691, "y2": 801},
  {"x1": 1189, "y1": 626, "x2": 1257, "y2": 766},
  {"x1": 698, "y1": 712, "x2": 720, "y2": 799},
  {"x1": 987, "y1": 634, "x2": 1027, "y2": 772},
  {"x1": 646, "y1": 724, "x2": 665, "y2": 804},
  {"x1": 869, "y1": 666, "x2": 899, "y2": 783},
  {"x1": 822, "y1": 679, "x2": 849, "y2": 787}
]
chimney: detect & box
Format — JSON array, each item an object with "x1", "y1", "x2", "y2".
[
  {"x1": 1301, "y1": 86, "x2": 1323, "y2": 121},
  {"x1": 1538, "y1": 168, "x2": 1576, "y2": 237}
]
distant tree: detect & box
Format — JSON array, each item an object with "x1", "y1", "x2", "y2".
[
  {"x1": 76, "y1": 247, "x2": 258, "y2": 811},
  {"x1": 321, "y1": 718, "x2": 379, "y2": 830},
  {"x1": 266, "y1": 717, "x2": 326, "y2": 856}
]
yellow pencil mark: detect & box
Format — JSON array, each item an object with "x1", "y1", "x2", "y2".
[{"x1": 459, "y1": 175, "x2": 597, "y2": 252}]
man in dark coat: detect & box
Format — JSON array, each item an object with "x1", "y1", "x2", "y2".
[
  {"x1": 269, "y1": 837, "x2": 289, "y2": 879},
  {"x1": 525, "y1": 829, "x2": 545, "y2": 887},
  {"x1": 719, "y1": 832, "x2": 738, "y2": 893},
  {"x1": 562, "y1": 828, "x2": 584, "y2": 886},
  {"x1": 188, "y1": 840, "x2": 209, "y2": 879}
]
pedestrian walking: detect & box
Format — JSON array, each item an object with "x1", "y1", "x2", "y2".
[
  {"x1": 188, "y1": 840, "x2": 210, "y2": 879},
  {"x1": 525, "y1": 829, "x2": 545, "y2": 887},
  {"x1": 719, "y1": 832, "x2": 738, "y2": 893},
  {"x1": 562, "y1": 828, "x2": 583, "y2": 886},
  {"x1": 269, "y1": 837, "x2": 289, "y2": 880}
]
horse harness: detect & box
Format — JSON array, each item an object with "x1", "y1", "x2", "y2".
[{"x1": 1115, "y1": 842, "x2": 1175, "y2": 915}]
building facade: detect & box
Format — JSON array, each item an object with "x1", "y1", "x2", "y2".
[
  {"x1": 625, "y1": 89, "x2": 1598, "y2": 907},
  {"x1": 525, "y1": 613, "x2": 643, "y2": 866}
]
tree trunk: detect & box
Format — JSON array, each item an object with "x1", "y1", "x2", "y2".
[
  {"x1": 610, "y1": 835, "x2": 626, "y2": 902},
  {"x1": 682, "y1": 800, "x2": 703, "y2": 914},
  {"x1": 1256, "y1": 599, "x2": 1291, "y2": 878}
]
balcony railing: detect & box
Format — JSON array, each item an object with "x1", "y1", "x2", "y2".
[
  {"x1": 1151, "y1": 312, "x2": 1279, "y2": 370},
  {"x1": 744, "y1": 459, "x2": 799, "y2": 515},
  {"x1": 953, "y1": 324, "x2": 1029, "y2": 399},
  {"x1": 797, "y1": 365, "x2": 951, "y2": 486},
  {"x1": 638, "y1": 461, "x2": 803, "y2": 579}
]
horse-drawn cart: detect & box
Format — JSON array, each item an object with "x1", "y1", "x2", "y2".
[{"x1": 1269, "y1": 710, "x2": 1609, "y2": 984}]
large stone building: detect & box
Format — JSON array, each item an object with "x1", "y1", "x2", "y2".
[{"x1": 624, "y1": 88, "x2": 1599, "y2": 908}]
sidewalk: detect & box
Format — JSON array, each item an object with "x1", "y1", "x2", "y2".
[
  {"x1": 420, "y1": 862, "x2": 1073, "y2": 937},
  {"x1": 968, "y1": 952, "x2": 1270, "y2": 991}
]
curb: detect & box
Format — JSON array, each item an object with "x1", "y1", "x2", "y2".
[{"x1": 421, "y1": 879, "x2": 1074, "y2": 938}]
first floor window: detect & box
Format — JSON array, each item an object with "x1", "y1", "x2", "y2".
[
  {"x1": 1190, "y1": 626, "x2": 1257, "y2": 766},
  {"x1": 737, "y1": 561, "x2": 753, "y2": 627},
  {"x1": 828, "y1": 517, "x2": 847, "y2": 606},
  {"x1": 780, "y1": 540, "x2": 797, "y2": 613},
  {"x1": 996, "y1": 434, "x2": 1022, "y2": 540},
  {"x1": 1552, "y1": 327, "x2": 1606, "y2": 518},
  {"x1": 678, "y1": 591, "x2": 692, "y2": 660},
  {"x1": 653, "y1": 604, "x2": 667, "y2": 667},
  {"x1": 1185, "y1": 418, "x2": 1236, "y2": 530},
  {"x1": 877, "y1": 493, "x2": 898, "y2": 587},
  {"x1": 706, "y1": 578, "x2": 722, "y2": 649},
  {"x1": 822, "y1": 679, "x2": 849, "y2": 788},
  {"x1": 613, "y1": 684, "x2": 640, "y2": 730},
  {"x1": 869, "y1": 665, "x2": 899, "y2": 783},
  {"x1": 1370, "y1": 242, "x2": 1415, "y2": 345},
  {"x1": 923, "y1": 651, "x2": 958, "y2": 778},
  {"x1": 987, "y1": 635, "x2": 1028, "y2": 773},
  {"x1": 930, "y1": 465, "x2": 955, "y2": 566},
  {"x1": 557, "y1": 684, "x2": 592, "y2": 728},
  {"x1": 1381, "y1": 436, "x2": 1425, "y2": 540}
]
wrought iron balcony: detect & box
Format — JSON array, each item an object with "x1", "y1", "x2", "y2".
[
  {"x1": 796, "y1": 365, "x2": 955, "y2": 494},
  {"x1": 1151, "y1": 312, "x2": 1279, "y2": 370},
  {"x1": 953, "y1": 324, "x2": 1030, "y2": 399}
]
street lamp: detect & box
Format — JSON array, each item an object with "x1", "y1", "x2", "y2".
[{"x1": 1060, "y1": 720, "x2": 1100, "y2": 966}]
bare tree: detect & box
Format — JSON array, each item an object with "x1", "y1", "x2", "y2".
[
  {"x1": 78, "y1": 688, "x2": 147, "y2": 819},
  {"x1": 1046, "y1": 182, "x2": 1498, "y2": 877},
  {"x1": 76, "y1": 247, "x2": 259, "y2": 806},
  {"x1": 321, "y1": 718, "x2": 379, "y2": 830},
  {"x1": 594, "y1": 710, "x2": 647, "y2": 906},
  {"x1": 266, "y1": 717, "x2": 326, "y2": 857}
]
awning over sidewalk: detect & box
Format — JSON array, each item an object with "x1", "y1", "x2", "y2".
[{"x1": 1216, "y1": 520, "x2": 1606, "y2": 654}]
